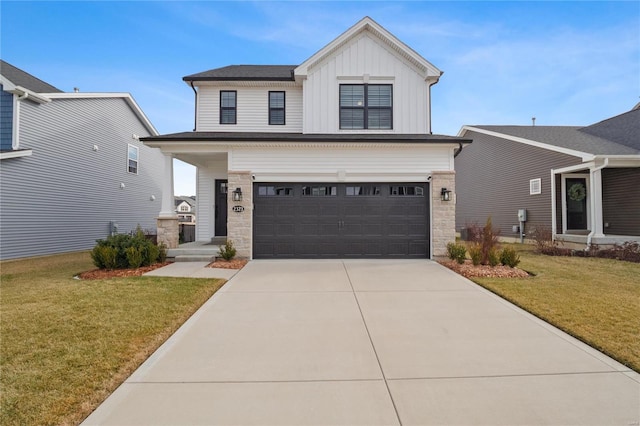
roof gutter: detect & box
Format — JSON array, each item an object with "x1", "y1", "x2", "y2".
[
  {"x1": 190, "y1": 81, "x2": 198, "y2": 131},
  {"x1": 454, "y1": 142, "x2": 464, "y2": 158}
]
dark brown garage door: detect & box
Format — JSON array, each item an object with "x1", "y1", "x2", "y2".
[{"x1": 253, "y1": 183, "x2": 430, "y2": 258}]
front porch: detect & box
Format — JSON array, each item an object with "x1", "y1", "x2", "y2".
[
  {"x1": 556, "y1": 233, "x2": 640, "y2": 249},
  {"x1": 167, "y1": 237, "x2": 226, "y2": 262}
]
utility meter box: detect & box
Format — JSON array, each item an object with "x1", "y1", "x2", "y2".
[{"x1": 517, "y1": 209, "x2": 527, "y2": 222}]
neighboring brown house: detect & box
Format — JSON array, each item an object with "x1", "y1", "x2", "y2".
[{"x1": 455, "y1": 106, "x2": 640, "y2": 248}]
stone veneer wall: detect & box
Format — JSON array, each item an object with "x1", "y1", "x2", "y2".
[
  {"x1": 157, "y1": 217, "x2": 179, "y2": 249},
  {"x1": 227, "y1": 171, "x2": 253, "y2": 259},
  {"x1": 431, "y1": 171, "x2": 456, "y2": 257}
]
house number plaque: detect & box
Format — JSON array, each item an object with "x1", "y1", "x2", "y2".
[{"x1": 232, "y1": 205, "x2": 244, "y2": 213}]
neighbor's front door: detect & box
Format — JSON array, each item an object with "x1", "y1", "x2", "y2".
[
  {"x1": 215, "y1": 179, "x2": 228, "y2": 236},
  {"x1": 565, "y1": 177, "x2": 588, "y2": 230}
]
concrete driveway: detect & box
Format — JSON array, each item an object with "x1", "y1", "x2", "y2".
[{"x1": 83, "y1": 260, "x2": 639, "y2": 425}]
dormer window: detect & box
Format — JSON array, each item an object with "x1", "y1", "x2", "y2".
[
  {"x1": 220, "y1": 91, "x2": 237, "y2": 124},
  {"x1": 339, "y1": 84, "x2": 392, "y2": 130}
]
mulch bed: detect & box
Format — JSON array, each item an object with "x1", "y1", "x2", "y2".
[
  {"x1": 206, "y1": 259, "x2": 248, "y2": 270},
  {"x1": 77, "y1": 262, "x2": 172, "y2": 280},
  {"x1": 439, "y1": 260, "x2": 530, "y2": 279}
]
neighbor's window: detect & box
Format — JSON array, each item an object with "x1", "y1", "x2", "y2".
[
  {"x1": 127, "y1": 144, "x2": 138, "y2": 174},
  {"x1": 302, "y1": 186, "x2": 337, "y2": 196},
  {"x1": 220, "y1": 91, "x2": 237, "y2": 124},
  {"x1": 269, "y1": 91, "x2": 285, "y2": 125},
  {"x1": 340, "y1": 84, "x2": 392, "y2": 129},
  {"x1": 530, "y1": 178, "x2": 541, "y2": 195},
  {"x1": 390, "y1": 185, "x2": 424, "y2": 196},
  {"x1": 346, "y1": 185, "x2": 381, "y2": 196},
  {"x1": 258, "y1": 186, "x2": 294, "y2": 196},
  {"x1": 180, "y1": 205, "x2": 189, "y2": 212}
]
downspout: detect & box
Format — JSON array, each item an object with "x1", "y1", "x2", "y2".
[
  {"x1": 586, "y1": 158, "x2": 608, "y2": 250},
  {"x1": 14, "y1": 90, "x2": 29, "y2": 149},
  {"x1": 189, "y1": 81, "x2": 198, "y2": 131},
  {"x1": 453, "y1": 142, "x2": 464, "y2": 158}
]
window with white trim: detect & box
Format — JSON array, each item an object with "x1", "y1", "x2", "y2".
[
  {"x1": 127, "y1": 144, "x2": 138, "y2": 174},
  {"x1": 339, "y1": 84, "x2": 392, "y2": 129},
  {"x1": 180, "y1": 205, "x2": 189, "y2": 212},
  {"x1": 530, "y1": 178, "x2": 541, "y2": 195}
]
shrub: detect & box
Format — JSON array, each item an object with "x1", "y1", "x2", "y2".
[
  {"x1": 500, "y1": 247, "x2": 521, "y2": 268},
  {"x1": 488, "y1": 248, "x2": 500, "y2": 267},
  {"x1": 91, "y1": 226, "x2": 162, "y2": 269},
  {"x1": 530, "y1": 226, "x2": 562, "y2": 255},
  {"x1": 91, "y1": 245, "x2": 118, "y2": 270},
  {"x1": 218, "y1": 240, "x2": 237, "y2": 261},
  {"x1": 125, "y1": 246, "x2": 144, "y2": 269},
  {"x1": 468, "y1": 243, "x2": 482, "y2": 266},
  {"x1": 446, "y1": 242, "x2": 467, "y2": 264},
  {"x1": 466, "y1": 217, "x2": 501, "y2": 265}
]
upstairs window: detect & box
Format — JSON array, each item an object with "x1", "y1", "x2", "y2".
[
  {"x1": 269, "y1": 91, "x2": 285, "y2": 125},
  {"x1": 180, "y1": 204, "x2": 189, "y2": 212},
  {"x1": 220, "y1": 91, "x2": 237, "y2": 124},
  {"x1": 127, "y1": 144, "x2": 138, "y2": 174},
  {"x1": 340, "y1": 84, "x2": 392, "y2": 130}
]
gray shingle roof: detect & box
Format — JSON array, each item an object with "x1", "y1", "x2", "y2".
[
  {"x1": 0, "y1": 60, "x2": 62, "y2": 93},
  {"x1": 473, "y1": 118, "x2": 639, "y2": 156},
  {"x1": 183, "y1": 65, "x2": 297, "y2": 82},
  {"x1": 142, "y1": 131, "x2": 471, "y2": 144},
  {"x1": 579, "y1": 108, "x2": 640, "y2": 151}
]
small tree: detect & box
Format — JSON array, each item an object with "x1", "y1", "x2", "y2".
[{"x1": 218, "y1": 240, "x2": 237, "y2": 261}]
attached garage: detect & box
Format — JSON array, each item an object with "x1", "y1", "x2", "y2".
[{"x1": 253, "y1": 182, "x2": 430, "y2": 258}]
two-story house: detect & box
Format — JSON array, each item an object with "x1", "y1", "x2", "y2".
[
  {"x1": 175, "y1": 196, "x2": 196, "y2": 223},
  {"x1": 0, "y1": 60, "x2": 164, "y2": 260},
  {"x1": 143, "y1": 17, "x2": 471, "y2": 259}
]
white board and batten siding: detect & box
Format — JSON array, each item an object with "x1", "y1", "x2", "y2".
[
  {"x1": 0, "y1": 97, "x2": 164, "y2": 260},
  {"x1": 197, "y1": 86, "x2": 303, "y2": 133},
  {"x1": 303, "y1": 33, "x2": 430, "y2": 134}
]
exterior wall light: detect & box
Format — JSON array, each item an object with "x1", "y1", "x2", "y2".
[
  {"x1": 232, "y1": 187, "x2": 243, "y2": 202},
  {"x1": 440, "y1": 187, "x2": 452, "y2": 201}
]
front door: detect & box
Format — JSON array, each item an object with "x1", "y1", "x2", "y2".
[
  {"x1": 215, "y1": 179, "x2": 228, "y2": 236},
  {"x1": 565, "y1": 177, "x2": 588, "y2": 230}
]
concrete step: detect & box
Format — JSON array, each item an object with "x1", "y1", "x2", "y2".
[
  {"x1": 174, "y1": 255, "x2": 215, "y2": 262},
  {"x1": 167, "y1": 247, "x2": 220, "y2": 258}
]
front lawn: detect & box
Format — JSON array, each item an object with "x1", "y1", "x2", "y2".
[
  {"x1": 470, "y1": 245, "x2": 640, "y2": 372},
  {"x1": 1, "y1": 252, "x2": 225, "y2": 425}
]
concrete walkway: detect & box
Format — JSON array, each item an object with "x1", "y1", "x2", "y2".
[{"x1": 83, "y1": 260, "x2": 639, "y2": 425}]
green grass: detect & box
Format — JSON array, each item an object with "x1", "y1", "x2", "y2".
[
  {"x1": 471, "y1": 245, "x2": 640, "y2": 372},
  {"x1": 1, "y1": 252, "x2": 225, "y2": 426}
]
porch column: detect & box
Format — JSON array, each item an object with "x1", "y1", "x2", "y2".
[
  {"x1": 591, "y1": 168, "x2": 605, "y2": 237},
  {"x1": 431, "y1": 171, "x2": 456, "y2": 258},
  {"x1": 157, "y1": 153, "x2": 179, "y2": 248},
  {"x1": 227, "y1": 171, "x2": 252, "y2": 259}
]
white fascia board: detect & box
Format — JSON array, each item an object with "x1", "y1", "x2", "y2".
[
  {"x1": 294, "y1": 16, "x2": 441, "y2": 80},
  {"x1": 552, "y1": 162, "x2": 594, "y2": 175},
  {"x1": 0, "y1": 77, "x2": 51, "y2": 104},
  {"x1": 45, "y1": 92, "x2": 158, "y2": 136},
  {"x1": 0, "y1": 149, "x2": 33, "y2": 160},
  {"x1": 459, "y1": 125, "x2": 593, "y2": 161}
]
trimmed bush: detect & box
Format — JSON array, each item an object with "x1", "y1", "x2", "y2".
[
  {"x1": 468, "y1": 243, "x2": 482, "y2": 266},
  {"x1": 92, "y1": 226, "x2": 162, "y2": 270},
  {"x1": 488, "y1": 248, "x2": 500, "y2": 267},
  {"x1": 91, "y1": 245, "x2": 118, "y2": 270},
  {"x1": 157, "y1": 243, "x2": 168, "y2": 263},
  {"x1": 500, "y1": 247, "x2": 521, "y2": 268},
  {"x1": 446, "y1": 242, "x2": 467, "y2": 264},
  {"x1": 125, "y1": 246, "x2": 144, "y2": 269},
  {"x1": 218, "y1": 240, "x2": 237, "y2": 261}
]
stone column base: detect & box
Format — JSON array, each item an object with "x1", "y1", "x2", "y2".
[
  {"x1": 157, "y1": 217, "x2": 179, "y2": 249},
  {"x1": 431, "y1": 171, "x2": 456, "y2": 257}
]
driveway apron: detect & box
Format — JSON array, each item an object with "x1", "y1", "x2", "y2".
[{"x1": 83, "y1": 260, "x2": 640, "y2": 426}]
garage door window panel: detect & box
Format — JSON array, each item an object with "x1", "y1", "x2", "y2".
[
  {"x1": 258, "y1": 185, "x2": 294, "y2": 196},
  {"x1": 346, "y1": 185, "x2": 381, "y2": 196},
  {"x1": 302, "y1": 186, "x2": 337, "y2": 196},
  {"x1": 390, "y1": 185, "x2": 424, "y2": 196}
]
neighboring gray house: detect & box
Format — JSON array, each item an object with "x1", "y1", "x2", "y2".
[
  {"x1": 0, "y1": 60, "x2": 164, "y2": 260},
  {"x1": 456, "y1": 107, "x2": 640, "y2": 248}
]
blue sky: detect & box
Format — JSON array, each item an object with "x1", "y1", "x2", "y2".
[{"x1": 2, "y1": 1, "x2": 638, "y2": 195}]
